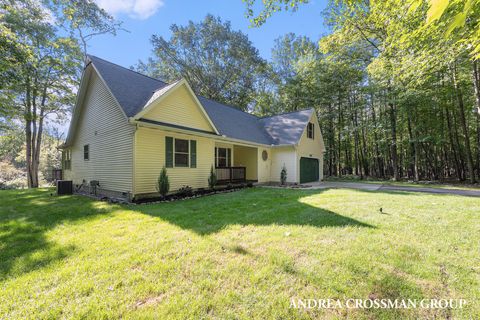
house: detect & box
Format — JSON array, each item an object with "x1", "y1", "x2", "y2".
[{"x1": 61, "y1": 55, "x2": 325, "y2": 200}]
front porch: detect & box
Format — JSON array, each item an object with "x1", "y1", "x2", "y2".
[{"x1": 215, "y1": 143, "x2": 258, "y2": 184}]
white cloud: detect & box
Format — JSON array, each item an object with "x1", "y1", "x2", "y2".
[{"x1": 94, "y1": 0, "x2": 164, "y2": 20}]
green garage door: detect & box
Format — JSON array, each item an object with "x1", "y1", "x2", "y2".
[{"x1": 300, "y1": 157, "x2": 319, "y2": 183}]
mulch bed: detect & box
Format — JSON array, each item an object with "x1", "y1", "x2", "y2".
[{"x1": 132, "y1": 184, "x2": 254, "y2": 205}]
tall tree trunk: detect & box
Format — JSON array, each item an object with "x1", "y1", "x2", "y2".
[
  {"x1": 31, "y1": 85, "x2": 39, "y2": 188},
  {"x1": 473, "y1": 60, "x2": 480, "y2": 177},
  {"x1": 371, "y1": 95, "x2": 382, "y2": 178},
  {"x1": 477, "y1": 115, "x2": 480, "y2": 178},
  {"x1": 407, "y1": 109, "x2": 419, "y2": 181},
  {"x1": 360, "y1": 106, "x2": 369, "y2": 176},
  {"x1": 328, "y1": 103, "x2": 335, "y2": 176},
  {"x1": 389, "y1": 100, "x2": 399, "y2": 181},
  {"x1": 452, "y1": 64, "x2": 476, "y2": 183},
  {"x1": 25, "y1": 78, "x2": 34, "y2": 188},
  {"x1": 337, "y1": 99, "x2": 342, "y2": 176},
  {"x1": 473, "y1": 60, "x2": 480, "y2": 115},
  {"x1": 445, "y1": 104, "x2": 462, "y2": 180}
]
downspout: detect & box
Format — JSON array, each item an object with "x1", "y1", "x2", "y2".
[{"x1": 131, "y1": 123, "x2": 139, "y2": 201}]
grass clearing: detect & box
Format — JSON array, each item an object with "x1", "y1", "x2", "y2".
[{"x1": 0, "y1": 187, "x2": 479, "y2": 319}]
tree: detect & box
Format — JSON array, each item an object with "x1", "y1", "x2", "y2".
[
  {"x1": 271, "y1": 33, "x2": 318, "y2": 81},
  {"x1": 156, "y1": 167, "x2": 170, "y2": 197},
  {"x1": 0, "y1": 0, "x2": 123, "y2": 188},
  {"x1": 243, "y1": 0, "x2": 308, "y2": 26},
  {"x1": 208, "y1": 165, "x2": 217, "y2": 190},
  {"x1": 0, "y1": 1, "x2": 31, "y2": 120},
  {"x1": 137, "y1": 15, "x2": 268, "y2": 110},
  {"x1": 251, "y1": 33, "x2": 320, "y2": 115},
  {"x1": 280, "y1": 164, "x2": 287, "y2": 185},
  {"x1": 253, "y1": 0, "x2": 479, "y2": 183},
  {"x1": 47, "y1": 0, "x2": 125, "y2": 57}
]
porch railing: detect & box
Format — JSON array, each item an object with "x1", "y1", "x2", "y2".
[{"x1": 216, "y1": 167, "x2": 246, "y2": 183}]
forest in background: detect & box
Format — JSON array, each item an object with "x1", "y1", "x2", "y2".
[
  {"x1": 137, "y1": 0, "x2": 480, "y2": 184},
  {"x1": 1, "y1": 0, "x2": 480, "y2": 188}
]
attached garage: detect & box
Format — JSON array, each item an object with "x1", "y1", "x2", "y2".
[{"x1": 300, "y1": 157, "x2": 319, "y2": 183}]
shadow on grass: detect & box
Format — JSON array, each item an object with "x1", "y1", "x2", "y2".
[
  {"x1": 0, "y1": 188, "x2": 113, "y2": 279},
  {"x1": 135, "y1": 188, "x2": 374, "y2": 235}
]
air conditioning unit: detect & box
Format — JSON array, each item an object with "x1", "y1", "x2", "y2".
[{"x1": 57, "y1": 180, "x2": 73, "y2": 195}]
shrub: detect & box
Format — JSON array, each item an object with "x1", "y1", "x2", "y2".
[
  {"x1": 156, "y1": 167, "x2": 170, "y2": 197},
  {"x1": 0, "y1": 161, "x2": 27, "y2": 189},
  {"x1": 280, "y1": 164, "x2": 287, "y2": 185},
  {"x1": 208, "y1": 165, "x2": 217, "y2": 189},
  {"x1": 177, "y1": 185, "x2": 193, "y2": 197}
]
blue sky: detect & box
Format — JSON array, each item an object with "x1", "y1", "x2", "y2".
[{"x1": 88, "y1": 0, "x2": 330, "y2": 68}]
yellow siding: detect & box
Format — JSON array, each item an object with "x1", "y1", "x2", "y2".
[
  {"x1": 233, "y1": 146, "x2": 258, "y2": 180},
  {"x1": 296, "y1": 112, "x2": 325, "y2": 181},
  {"x1": 143, "y1": 85, "x2": 215, "y2": 132},
  {"x1": 270, "y1": 147, "x2": 297, "y2": 183},
  {"x1": 64, "y1": 71, "x2": 134, "y2": 193},
  {"x1": 134, "y1": 127, "x2": 215, "y2": 195},
  {"x1": 257, "y1": 147, "x2": 272, "y2": 183}
]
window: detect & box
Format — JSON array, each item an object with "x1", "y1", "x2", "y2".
[
  {"x1": 307, "y1": 122, "x2": 314, "y2": 139},
  {"x1": 215, "y1": 147, "x2": 231, "y2": 168},
  {"x1": 165, "y1": 137, "x2": 197, "y2": 168},
  {"x1": 63, "y1": 149, "x2": 71, "y2": 170},
  {"x1": 84, "y1": 144, "x2": 89, "y2": 160},
  {"x1": 174, "y1": 138, "x2": 189, "y2": 167}
]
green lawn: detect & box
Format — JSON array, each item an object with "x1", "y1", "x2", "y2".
[{"x1": 0, "y1": 188, "x2": 479, "y2": 319}]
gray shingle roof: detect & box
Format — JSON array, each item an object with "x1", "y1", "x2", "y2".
[
  {"x1": 88, "y1": 55, "x2": 168, "y2": 117},
  {"x1": 259, "y1": 109, "x2": 314, "y2": 145},
  {"x1": 87, "y1": 55, "x2": 313, "y2": 146},
  {"x1": 198, "y1": 96, "x2": 274, "y2": 145}
]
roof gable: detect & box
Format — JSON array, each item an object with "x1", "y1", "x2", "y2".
[
  {"x1": 134, "y1": 79, "x2": 219, "y2": 134},
  {"x1": 63, "y1": 65, "x2": 129, "y2": 147}
]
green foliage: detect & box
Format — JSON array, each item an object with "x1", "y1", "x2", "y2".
[
  {"x1": 409, "y1": 0, "x2": 480, "y2": 58},
  {"x1": 252, "y1": 33, "x2": 322, "y2": 115},
  {"x1": 137, "y1": 15, "x2": 268, "y2": 110},
  {"x1": 177, "y1": 185, "x2": 193, "y2": 197},
  {"x1": 208, "y1": 165, "x2": 217, "y2": 189},
  {"x1": 271, "y1": 33, "x2": 318, "y2": 80},
  {"x1": 249, "y1": 0, "x2": 480, "y2": 183},
  {"x1": 243, "y1": 0, "x2": 308, "y2": 27},
  {"x1": 245, "y1": 0, "x2": 479, "y2": 58},
  {"x1": 280, "y1": 165, "x2": 287, "y2": 185},
  {"x1": 156, "y1": 167, "x2": 170, "y2": 197},
  {"x1": 426, "y1": 0, "x2": 451, "y2": 23},
  {"x1": 0, "y1": 0, "x2": 123, "y2": 188},
  {"x1": 0, "y1": 161, "x2": 26, "y2": 189},
  {"x1": 47, "y1": 0, "x2": 125, "y2": 55}
]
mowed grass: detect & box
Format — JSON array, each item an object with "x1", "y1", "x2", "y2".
[{"x1": 0, "y1": 188, "x2": 479, "y2": 319}]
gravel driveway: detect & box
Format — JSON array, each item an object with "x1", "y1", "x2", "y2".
[{"x1": 306, "y1": 181, "x2": 480, "y2": 197}]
